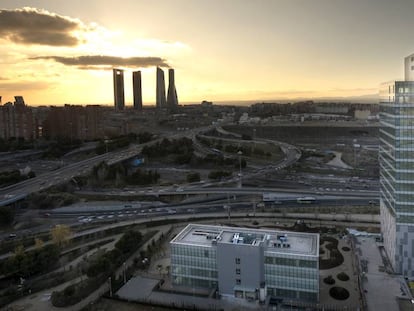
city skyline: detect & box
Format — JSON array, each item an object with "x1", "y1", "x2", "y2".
[{"x1": 1, "y1": 1, "x2": 414, "y2": 106}]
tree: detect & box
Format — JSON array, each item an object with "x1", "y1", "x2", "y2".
[
  {"x1": 187, "y1": 172, "x2": 201, "y2": 182},
  {"x1": 0, "y1": 206, "x2": 14, "y2": 225},
  {"x1": 115, "y1": 230, "x2": 142, "y2": 254},
  {"x1": 34, "y1": 238, "x2": 44, "y2": 249},
  {"x1": 51, "y1": 224, "x2": 72, "y2": 247}
]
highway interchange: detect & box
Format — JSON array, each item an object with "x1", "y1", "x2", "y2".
[{"x1": 0, "y1": 124, "x2": 380, "y2": 240}]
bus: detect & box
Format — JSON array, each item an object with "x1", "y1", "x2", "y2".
[
  {"x1": 263, "y1": 193, "x2": 279, "y2": 202},
  {"x1": 296, "y1": 197, "x2": 316, "y2": 204}
]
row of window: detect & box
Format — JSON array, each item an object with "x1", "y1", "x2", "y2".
[
  {"x1": 380, "y1": 118, "x2": 414, "y2": 130},
  {"x1": 171, "y1": 255, "x2": 217, "y2": 269},
  {"x1": 172, "y1": 265, "x2": 218, "y2": 279},
  {"x1": 172, "y1": 276, "x2": 217, "y2": 288},
  {"x1": 379, "y1": 127, "x2": 414, "y2": 145},
  {"x1": 172, "y1": 245, "x2": 216, "y2": 258},
  {"x1": 264, "y1": 265, "x2": 319, "y2": 279},
  {"x1": 397, "y1": 215, "x2": 414, "y2": 224},
  {"x1": 264, "y1": 256, "x2": 318, "y2": 268},
  {"x1": 265, "y1": 275, "x2": 318, "y2": 291},
  {"x1": 381, "y1": 106, "x2": 414, "y2": 115},
  {"x1": 381, "y1": 158, "x2": 414, "y2": 171},
  {"x1": 267, "y1": 287, "x2": 318, "y2": 301}
]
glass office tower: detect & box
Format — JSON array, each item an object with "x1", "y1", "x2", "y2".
[{"x1": 380, "y1": 54, "x2": 414, "y2": 276}]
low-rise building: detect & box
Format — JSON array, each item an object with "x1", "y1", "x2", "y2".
[{"x1": 170, "y1": 224, "x2": 319, "y2": 303}]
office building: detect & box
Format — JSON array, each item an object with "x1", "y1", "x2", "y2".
[
  {"x1": 380, "y1": 53, "x2": 414, "y2": 277},
  {"x1": 113, "y1": 68, "x2": 125, "y2": 110},
  {"x1": 167, "y1": 68, "x2": 179, "y2": 108},
  {"x1": 170, "y1": 224, "x2": 319, "y2": 302},
  {"x1": 156, "y1": 67, "x2": 166, "y2": 109},
  {"x1": 132, "y1": 71, "x2": 143, "y2": 110}
]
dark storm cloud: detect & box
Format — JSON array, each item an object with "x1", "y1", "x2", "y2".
[
  {"x1": 0, "y1": 7, "x2": 84, "y2": 46},
  {"x1": 30, "y1": 55, "x2": 170, "y2": 69}
]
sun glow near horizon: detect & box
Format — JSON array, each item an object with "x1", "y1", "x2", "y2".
[{"x1": 0, "y1": 1, "x2": 412, "y2": 106}]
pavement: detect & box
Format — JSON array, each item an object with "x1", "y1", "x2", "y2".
[{"x1": 356, "y1": 236, "x2": 406, "y2": 311}]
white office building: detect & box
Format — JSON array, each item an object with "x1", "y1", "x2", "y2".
[{"x1": 170, "y1": 224, "x2": 319, "y2": 302}]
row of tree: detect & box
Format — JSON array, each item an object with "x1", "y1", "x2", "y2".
[
  {"x1": 51, "y1": 230, "x2": 143, "y2": 307},
  {"x1": 95, "y1": 132, "x2": 153, "y2": 155},
  {"x1": 0, "y1": 170, "x2": 35, "y2": 187}
]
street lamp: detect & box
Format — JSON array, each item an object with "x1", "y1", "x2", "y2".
[
  {"x1": 223, "y1": 204, "x2": 231, "y2": 221},
  {"x1": 123, "y1": 262, "x2": 126, "y2": 284},
  {"x1": 108, "y1": 277, "x2": 112, "y2": 297},
  {"x1": 237, "y1": 150, "x2": 243, "y2": 188}
]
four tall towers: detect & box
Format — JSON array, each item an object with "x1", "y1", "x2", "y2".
[
  {"x1": 113, "y1": 69, "x2": 125, "y2": 111},
  {"x1": 156, "y1": 67, "x2": 166, "y2": 109},
  {"x1": 167, "y1": 69, "x2": 179, "y2": 108},
  {"x1": 132, "y1": 71, "x2": 142, "y2": 110},
  {"x1": 113, "y1": 67, "x2": 179, "y2": 110}
]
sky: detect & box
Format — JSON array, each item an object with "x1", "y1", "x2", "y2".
[{"x1": 1, "y1": 0, "x2": 414, "y2": 106}]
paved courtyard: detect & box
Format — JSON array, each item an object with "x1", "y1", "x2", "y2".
[{"x1": 356, "y1": 236, "x2": 411, "y2": 311}]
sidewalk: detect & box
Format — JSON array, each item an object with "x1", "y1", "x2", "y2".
[{"x1": 356, "y1": 237, "x2": 401, "y2": 311}]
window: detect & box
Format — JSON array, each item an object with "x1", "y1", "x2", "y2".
[
  {"x1": 236, "y1": 268, "x2": 241, "y2": 275},
  {"x1": 235, "y1": 258, "x2": 241, "y2": 264},
  {"x1": 236, "y1": 279, "x2": 241, "y2": 285}
]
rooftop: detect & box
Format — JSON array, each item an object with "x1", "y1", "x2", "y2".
[{"x1": 171, "y1": 224, "x2": 319, "y2": 257}]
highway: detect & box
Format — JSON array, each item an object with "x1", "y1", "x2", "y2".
[
  {"x1": 0, "y1": 124, "x2": 379, "y2": 208},
  {"x1": 0, "y1": 125, "x2": 225, "y2": 207}
]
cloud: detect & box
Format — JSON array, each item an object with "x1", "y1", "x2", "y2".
[
  {"x1": 0, "y1": 80, "x2": 52, "y2": 92},
  {"x1": 30, "y1": 55, "x2": 170, "y2": 69},
  {"x1": 0, "y1": 7, "x2": 86, "y2": 46}
]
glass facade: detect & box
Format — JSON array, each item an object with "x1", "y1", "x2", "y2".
[
  {"x1": 170, "y1": 224, "x2": 319, "y2": 302},
  {"x1": 264, "y1": 253, "x2": 319, "y2": 301},
  {"x1": 171, "y1": 244, "x2": 218, "y2": 288},
  {"x1": 380, "y1": 81, "x2": 414, "y2": 276}
]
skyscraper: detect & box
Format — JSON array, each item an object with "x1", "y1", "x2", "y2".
[
  {"x1": 113, "y1": 68, "x2": 125, "y2": 111},
  {"x1": 156, "y1": 67, "x2": 166, "y2": 109},
  {"x1": 167, "y1": 68, "x2": 179, "y2": 108},
  {"x1": 380, "y1": 53, "x2": 414, "y2": 277},
  {"x1": 132, "y1": 71, "x2": 142, "y2": 110}
]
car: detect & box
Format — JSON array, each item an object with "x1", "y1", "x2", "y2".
[
  {"x1": 8, "y1": 233, "x2": 17, "y2": 239},
  {"x1": 176, "y1": 188, "x2": 184, "y2": 192}
]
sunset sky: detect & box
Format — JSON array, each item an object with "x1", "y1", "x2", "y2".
[{"x1": 1, "y1": 0, "x2": 414, "y2": 106}]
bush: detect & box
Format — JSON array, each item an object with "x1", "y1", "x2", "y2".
[
  {"x1": 329, "y1": 287, "x2": 350, "y2": 300},
  {"x1": 323, "y1": 275, "x2": 335, "y2": 285},
  {"x1": 208, "y1": 170, "x2": 232, "y2": 180},
  {"x1": 1, "y1": 244, "x2": 60, "y2": 278},
  {"x1": 115, "y1": 230, "x2": 142, "y2": 254},
  {"x1": 319, "y1": 236, "x2": 344, "y2": 270},
  {"x1": 0, "y1": 206, "x2": 14, "y2": 225},
  {"x1": 337, "y1": 272, "x2": 350, "y2": 281},
  {"x1": 187, "y1": 172, "x2": 200, "y2": 183},
  {"x1": 51, "y1": 274, "x2": 107, "y2": 307}
]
